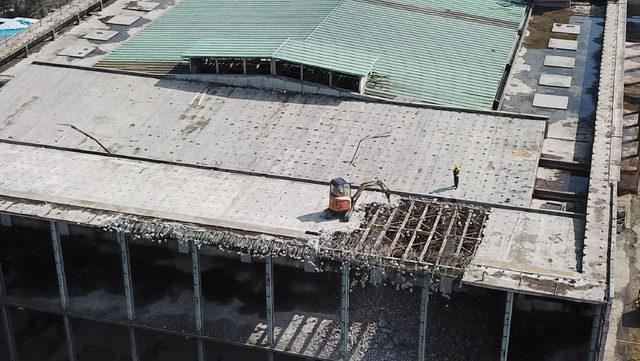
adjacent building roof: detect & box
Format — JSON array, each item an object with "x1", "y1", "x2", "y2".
[{"x1": 105, "y1": 0, "x2": 527, "y2": 108}]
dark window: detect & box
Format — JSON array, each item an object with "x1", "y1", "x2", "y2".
[
  {"x1": 218, "y1": 59, "x2": 244, "y2": 74},
  {"x1": 246, "y1": 59, "x2": 271, "y2": 75},
  {"x1": 191, "y1": 58, "x2": 218, "y2": 74},
  {"x1": 130, "y1": 242, "x2": 195, "y2": 332},
  {"x1": 276, "y1": 61, "x2": 301, "y2": 80},
  {"x1": 136, "y1": 328, "x2": 198, "y2": 361},
  {"x1": 333, "y1": 73, "x2": 360, "y2": 92},
  {"x1": 0, "y1": 216, "x2": 60, "y2": 309},
  {"x1": 302, "y1": 66, "x2": 330, "y2": 87},
  {"x1": 273, "y1": 261, "x2": 341, "y2": 359},
  {"x1": 71, "y1": 317, "x2": 131, "y2": 361},
  {"x1": 61, "y1": 225, "x2": 126, "y2": 320},
  {"x1": 9, "y1": 307, "x2": 69, "y2": 361},
  {"x1": 200, "y1": 253, "x2": 266, "y2": 343},
  {"x1": 205, "y1": 339, "x2": 268, "y2": 361}
]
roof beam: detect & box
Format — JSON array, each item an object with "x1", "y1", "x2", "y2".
[
  {"x1": 356, "y1": 207, "x2": 382, "y2": 250},
  {"x1": 402, "y1": 204, "x2": 429, "y2": 261},
  {"x1": 455, "y1": 211, "x2": 473, "y2": 257},
  {"x1": 387, "y1": 201, "x2": 414, "y2": 254},
  {"x1": 418, "y1": 208, "x2": 443, "y2": 262},
  {"x1": 372, "y1": 206, "x2": 399, "y2": 250},
  {"x1": 435, "y1": 209, "x2": 459, "y2": 265}
]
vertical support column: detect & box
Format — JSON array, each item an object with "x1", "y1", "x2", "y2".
[
  {"x1": 270, "y1": 59, "x2": 277, "y2": 76},
  {"x1": 50, "y1": 221, "x2": 76, "y2": 361},
  {"x1": 128, "y1": 327, "x2": 139, "y2": 361},
  {"x1": 265, "y1": 255, "x2": 275, "y2": 356},
  {"x1": 191, "y1": 242, "x2": 205, "y2": 361},
  {"x1": 300, "y1": 65, "x2": 304, "y2": 81},
  {"x1": 500, "y1": 292, "x2": 514, "y2": 361},
  {"x1": 1, "y1": 306, "x2": 17, "y2": 361},
  {"x1": 588, "y1": 305, "x2": 603, "y2": 361},
  {"x1": 0, "y1": 260, "x2": 18, "y2": 361},
  {"x1": 118, "y1": 232, "x2": 135, "y2": 320},
  {"x1": 417, "y1": 279, "x2": 430, "y2": 361},
  {"x1": 215, "y1": 59, "x2": 219, "y2": 74},
  {"x1": 340, "y1": 260, "x2": 350, "y2": 361},
  {"x1": 329, "y1": 72, "x2": 333, "y2": 88},
  {"x1": 117, "y1": 232, "x2": 139, "y2": 361},
  {"x1": 242, "y1": 59, "x2": 247, "y2": 75}
]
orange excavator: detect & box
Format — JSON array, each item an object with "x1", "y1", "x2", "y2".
[{"x1": 323, "y1": 178, "x2": 391, "y2": 222}]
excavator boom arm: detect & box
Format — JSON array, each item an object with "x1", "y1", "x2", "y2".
[{"x1": 351, "y1": 180, "x2": 391, "y2": 207}]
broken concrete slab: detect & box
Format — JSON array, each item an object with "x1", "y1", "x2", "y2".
[
  {"x1": 539, "y1": 73, "x2": 572, "y2": 88},
  {"x1": 106, "y1": 15, "x2": 141, "y2": 26},
  {"x1": 57, "y1": 45, "x2": 97, "y2": 58},
  {"x1": 548, "y1": 38, "x2": 578, "y2": 51},
  {"x1": 552, "y1": 23, "x2": 581, "y2": 35},
  {"x1": 82, "y1": 30, "x2": 118, "y2": 41},
  {"x1": 544, "y1": 55, "x2": 576, "y2": 69},
  {"x1": 125, "y1": 1, "x2": 160, "y2": 11},
  {"x1": 533, "y1": 94, "x2": 569, "y2": 110}
]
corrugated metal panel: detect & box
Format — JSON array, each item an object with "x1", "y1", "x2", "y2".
[
  {"x1": 272, "y1": 39, "x2": 378, "y2": 76},
  {"x1": 105, "y1": 0, "x2": 526, "y2": 109},
  {"x1": 305, "y1": 0, "x2": 526, "y2": 108},
  {"x1": 183, "y1": 38, "x2": 282, "y2": 58},
  {"x1": 105, "y1": 0, "x2": 341, "y2": 61}
]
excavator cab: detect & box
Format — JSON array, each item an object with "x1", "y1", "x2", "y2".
[
  {"x1": 329, "y1": 178, "x2": 353, "y2": 214},
  {"x1": 324, "y1": 177, "x2": 391, "y2": 222}
]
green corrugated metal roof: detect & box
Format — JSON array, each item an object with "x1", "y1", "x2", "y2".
[
  {"x1": 272, "y1": 39, "x2": 378, "y2": 76},
  {"x1": 105, "y1": 0, "x2": 527, "y2": 109},
  {"x1": 183, "y1": 38, "x2": 282, "y2": 58},
  {"x1": 105, "y1": 0, "x2": 341, "y2": 62},
  {"x1": 306, "y1": 0, "x2": 526, "y2": 108}
]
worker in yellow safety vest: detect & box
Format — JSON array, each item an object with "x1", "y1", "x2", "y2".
[{"x1": 453, "y1": 164, "x2": 461, "y2": 189}]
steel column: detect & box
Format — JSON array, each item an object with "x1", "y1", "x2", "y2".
[
  {"x1": 340, "y1": 260, "x2": 350, "y2": 360},
  {"x1": 418, "y1": 279, "x2": 430, "y2": 361},
  {"x1": 117, "y1": 232, "x2": 136, "y2": 321},
  {"x1": 588, "y1": 305, "x2": 603, "y2": 361},
  {"x1": 50, "y1": 221, "x2": 76, "y2": 361},
  {"x1": 0, "y1": 261, "x2": 17, "y2": 361},
  {"x1": 500, "y1": 292, "x2": 514, "y2": 361},
  {"x1": 63, "y1": 316, "x2": 77, "y2": 361},
  {"x1": 265, "y1": 255, "x2": 275, "y2": 348},
  {"x1": 51, "y1": 221, "x2": 69, "y2": 309},
  {"x1": 128, "y1": 327, "x2": 139, "y2": 361},
  {"x1": 191, "y1": 242, "x2": 206, "y2": 361},
  {"x1": 1, "y1": 305, "x2": 17, "y2": 361}
]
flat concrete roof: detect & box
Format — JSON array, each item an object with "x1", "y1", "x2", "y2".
[
  {"x1": 0, "y1": 64, "x2": 545, "y2": 206},
  {"x1": 0, "y1": 141, "x2": 601, "y2": 301}
]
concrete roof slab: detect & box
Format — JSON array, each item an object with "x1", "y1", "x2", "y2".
[
  {"x1": 539, "y1": 73, "x2": 573, "y2": 88},
  {"x1": 83, "y1": 29, "x2": 118, "y2": 41},
  {"x1": 0, "y1": 65, "x2": 547, "y2": 207},
  {"x1": 552, "y1": 23, "x2": 581, "y2": 35},
  {"x1": 544, "y1": 55, "x2": 576, "y2": 69},
  {"x1": 106, "y1": 15, "x2": 140, "y2": 26},
  {"x1": 533, "y1": 93, "x2": 569, "y2": 110},
  {"x1": 548, "y1": 38, "x2": 579, "y2": 50},
  {"x1": 57, "y1": 45, "x2": 97, "y2": 58}
]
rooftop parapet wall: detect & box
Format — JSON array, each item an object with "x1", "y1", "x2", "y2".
[{"x1": 583, "y1": 0, "x2": 626, "y2": 303}]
